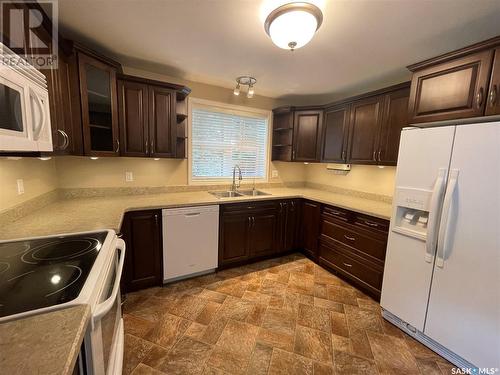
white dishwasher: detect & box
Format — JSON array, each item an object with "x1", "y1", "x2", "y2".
[{"x1": 162, "y1": 205, "x2": 219, "y2": 282}]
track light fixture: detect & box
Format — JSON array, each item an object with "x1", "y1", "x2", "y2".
[{"x1": 233, "y1": 76, "x2": 257, "y2": 98}]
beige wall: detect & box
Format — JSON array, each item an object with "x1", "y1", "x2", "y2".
[
  {"x1": 55, "y1": 156, "x2": 305, "y2": 189},
  {"x1": 0, "y1": 157, "x2": 58, "y2": 211},
  {"x1": 305, "y1": 163, "x2": 396, "y2": 197}
]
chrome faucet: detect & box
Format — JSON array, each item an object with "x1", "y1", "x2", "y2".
[{"x1": 232, "y1": 165, "x2": 242, "y2": 192}]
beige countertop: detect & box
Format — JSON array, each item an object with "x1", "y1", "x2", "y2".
[
  {"x1": 0, "y1": 305, "x2": 90, "y2": 375},
  {"x1": 0, "y1": 187, "x2": 392, "y2": 241}
]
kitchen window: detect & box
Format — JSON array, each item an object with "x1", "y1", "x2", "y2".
[{"x1": 189, "y1": 99, "x2": 271, "y2": 184}]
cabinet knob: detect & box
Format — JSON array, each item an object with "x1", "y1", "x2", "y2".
[
  {"x1": 489, "y1": 85, "x2": 498, "y2": 107},
  {"x1": 476, "y1": 87, "x2": 484, "y2": 108}
]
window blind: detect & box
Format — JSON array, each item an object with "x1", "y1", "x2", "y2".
[{"x1": 191, "y1": 107, "x2": 269, "y2": 180}]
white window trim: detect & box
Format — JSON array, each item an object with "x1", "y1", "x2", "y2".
[{"x1": 188, "y1": 97, "x2": 272, "y2": 186}]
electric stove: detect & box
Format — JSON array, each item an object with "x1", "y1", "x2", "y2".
[{"x1": 0, "y1": 231, "x2": 108, "y2": 318}]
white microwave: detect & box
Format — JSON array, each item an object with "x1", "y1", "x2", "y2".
[{"x1": 0, "y1": 43, "x2": 52, "y2": 152}]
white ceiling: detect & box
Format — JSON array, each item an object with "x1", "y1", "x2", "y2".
[{"x1": 55, "y1": 0, "x2": 500, "y2": 103}]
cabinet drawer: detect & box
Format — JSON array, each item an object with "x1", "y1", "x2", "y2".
[
  {"x1": 319, "y1": 241, "x2": 383, "y2": 291},
  {"x1": 322, "y1": 206, "x2": 350, "y2": 223},
  {"x1": 352, "y1": 213, "x2": 389, "y2": 234},
  {"x1": 320, "y1": 220, "x2": 387, "y2": 261},
  {"x1": 222, "y1": 201, "x2": 277, "y2": 214}
]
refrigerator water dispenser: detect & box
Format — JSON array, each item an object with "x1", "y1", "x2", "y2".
[{"x1": 392, "y1": 187, "x2": 433, "y2": 241}]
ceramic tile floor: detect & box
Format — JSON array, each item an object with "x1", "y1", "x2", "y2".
[{"x1": 122, "y1": 253, "x2": 455, "y2": 375}]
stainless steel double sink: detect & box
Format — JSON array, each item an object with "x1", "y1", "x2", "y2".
[{"x1": 209, "y1": 189, "x2": 270, "y2": 199}]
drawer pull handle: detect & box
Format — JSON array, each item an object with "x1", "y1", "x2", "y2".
[
  {"x1": 364, "y1": 220, "x2": 378, "y2": 227},
  {"x1": 344, "y1": 235, "x2": 356, "y2": 241},
  {"x1": 343, "y1": 262, "x2": 353, "y2": 268},
  {"x1": 330, "y1": 210, "x2": 342, "y2": 216}
]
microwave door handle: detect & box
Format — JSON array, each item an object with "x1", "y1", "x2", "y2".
[
  {"x1": 31, "y1": 89, "x2": 46, "y2": 140},
  {"x1": 425, "y1": 168, "x2": 447, "y2": 263},
  {"x1": 92, "y1": 239, "x2": 125, "y2": 327},
  {"x1": 436, "y1": 169, "x2": 459, "y2": 268}
]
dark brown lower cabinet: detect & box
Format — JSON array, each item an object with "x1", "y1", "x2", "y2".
[
  {"x1": 278, "y1": 199, "x2": 300, "y2": 253},
  {"x1": 318, "y1": 204, "x2": 389, "y2": 299},
  {"x1": 300, "y1": 200, "x2": 321, "y2": 260},
  {"x1": 219, "y1": 201, "x2": 279, "y2": 267},
  {"x1": 250, "y1": 211, "x2": 279, "y2": 257},
  {"x1": 121, "y1": 210, "x2": 163, "y2": 293}
]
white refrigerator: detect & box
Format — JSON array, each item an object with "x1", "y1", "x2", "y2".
[{"x1": 381, "y1": 122, "x2": 500, "y2": 370}]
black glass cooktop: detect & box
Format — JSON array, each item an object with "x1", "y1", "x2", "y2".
[{"x1": 0, "y1": 231, "x2": 108, "y2": 318}]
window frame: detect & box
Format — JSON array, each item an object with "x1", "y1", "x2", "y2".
[{"x1": 188, "y1": 97, "x2": 272, "y2": 185}]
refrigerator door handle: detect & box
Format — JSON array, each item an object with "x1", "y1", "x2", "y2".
[
  {"x1": 436, "y1": 169, "x2": 459, "y2": 268},
  {"x1": 425, "y1": 168, "x2": 447, "y2": 263}
]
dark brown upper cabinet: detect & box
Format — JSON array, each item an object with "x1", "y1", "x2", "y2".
[
  {"x1": 377, "y1": 87, "x2": 410, "y2": 165},
  {"x1": 408, "y1": 49, "x2": 494, "y2": 123},
  {"x1": 347, "y1": 96, "x2": 384, "y2": 165},
  {"x1": 486, "y1": 47, "x2": 500, "y2": 116},
  {"x1": 293, "y1": 109, "x2": 323, "y2": 162},
  {"x1": 118, "y1": 80, "x2": 149, "y2": 157},
  {"x1": 20, "y1": 5, "x2": 82, "y2": 156},
  {"x1": 50, "y1": 50, "x2": 83, "y2": 155},
  {"x1": 321, "y1": 104, "x2": 350, "y2": 163},
  {"x1": 78, "y1": 52, "x2": 120, "y2": 156},
  {"x1": 148, "y1": 86, "x2": 176, "y2": 158},
  {"x1": 118, "y1": 76, "x2": 185, "y2": 159}
]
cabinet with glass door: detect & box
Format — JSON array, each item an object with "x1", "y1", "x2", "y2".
[{"x1": 78, "y1": 52, "x2": 119, "y2": 156}]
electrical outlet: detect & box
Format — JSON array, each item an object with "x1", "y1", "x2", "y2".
[
  {"x1": 125, "y1": 171, "x2": 134, "y2": 182},
  {"x1": 271, "y1": 170, "x2": 279, "y2": 178},
  {"x1": 16, "y1": 179, "x2": 24, "y2": 195}
]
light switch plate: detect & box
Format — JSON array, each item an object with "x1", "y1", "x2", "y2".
[
  {"x1": 125, "y1": 171, "x2": 134, "y2": 182},
  {"x1": 271, "y1": 170, "x2": 279, "y2": 178},
  {"x1": 16, "y1": 179, "x2": 24, "y2": 195}
]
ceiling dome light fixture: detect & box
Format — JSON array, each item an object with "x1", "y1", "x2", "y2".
[
  {"x1": 264, "y1": 2, "x2": 323, "y2": 51},
  {"x1": 233, "y1": 76, "x2": 257, "y2": 98}
]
